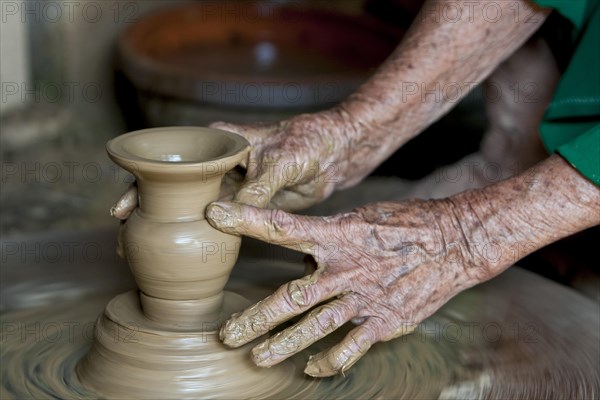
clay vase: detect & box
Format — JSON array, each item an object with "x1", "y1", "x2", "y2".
[
  {"x1": 77, "y1": 127, "x2": 300, "y2": 398},
  {"x1": 106, "y1": 127, "x2": 250, "y2": 327}
]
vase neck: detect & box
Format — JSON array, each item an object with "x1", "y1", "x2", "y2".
[{"x1": 136, "y1": 176, "x2": 222, "y2": 222}]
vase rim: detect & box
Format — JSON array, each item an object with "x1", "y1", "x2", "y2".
[{"x1": 107, "y1": 127, "x2": 250, "y2": 173}]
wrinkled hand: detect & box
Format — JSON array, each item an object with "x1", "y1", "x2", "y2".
[
  {"x1": 210, "y1": 110, "x2": 355, "y2": 211},
  {"x1": 206, "y1": 199, "x2": 486, "y2": 377},
  {"x1": 110, "y1": 110, "x2": 355, "y2": 220}
]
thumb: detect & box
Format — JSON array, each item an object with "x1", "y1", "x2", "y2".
[
  {"x1": 234, "y1": 167, "x2": 287, "y2": 208},
  {"x1": 110, "y1": 184, "x2": 137, "y2": 220}
]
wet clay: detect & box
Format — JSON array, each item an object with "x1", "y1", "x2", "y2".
[
  {"x1": 76, "y1": 291, "x2": 303, "y2": 398},
  {"x1": 76, "y1": 126, "x2": 309, "y2": 397},
  {"x1": 102, "y1": 127, "x2": 251, "y2": 325},
  {"x1": 3, "y1": 128, "x2": 598, "y2": 397},
  {"x1": 0, "y1": 290, "x2": 481, "y2": 399},
  {"x1": 3, "y1": 267, "x2": 599, "y2": 399}
]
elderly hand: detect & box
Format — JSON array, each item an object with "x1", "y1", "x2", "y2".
[
  {"x1": 208, "y1": 111, "x2": 359, "y2": 211},
  {"x1": 206, "y1": 155, "x2": 599, "y2": 377},
  {"x1": 206, "y1": 198, "x2": 484, "y2": 377},
  {"x1": 111, "y1": 0, "x2": 551, "y2": 219},
  {"x1": 110, "y1": 110, "x2": 362, "y2": 220}
]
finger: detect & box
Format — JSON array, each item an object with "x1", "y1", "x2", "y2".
[
  {"x1": 381, "y1": 323, "x2": 417, "y2": 342},
  {"x1": 219, "y1": 270, "x2": 339, "y2": 347},
  {"x1": 251, "y1": 294, "x2": 360, "y2": 367},
  {"x1": 269, "y1": 188, "x2": 315, "y2": 212},
  {"x1": 206, "y1": 202, "x2": 325, "y2": 255},
  {"x1": 304, "y1": 319, "x2": 382, "y2": 377},
  {"x1": 234, "y1": 166, "x2": 287, "y2": 208},
  {"x1": 110, "y1": 184, "x2": 137, "y2": 220}
]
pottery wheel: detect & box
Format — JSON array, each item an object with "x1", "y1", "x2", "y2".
[{"x1": 1, "y1": 228, "x2": 599, "y2": 399}]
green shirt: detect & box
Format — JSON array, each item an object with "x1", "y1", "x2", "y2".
[{"x1": 533, "y1": 0, "x2": 600, "y2": 185}]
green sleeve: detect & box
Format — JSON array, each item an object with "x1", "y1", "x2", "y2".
[
  {"x1": 533, "y1": 0, "x2": 600, "y2": 186},
  {"x1": 556, "y1": 125, "x2": 600, "y2": 186},
  {"x1": 532, "y1": 0, "x2": 595, "y2": 30}
]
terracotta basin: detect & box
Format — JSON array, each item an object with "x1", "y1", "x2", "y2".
[{"x1": 117, "y1": 2, "x2": 402, "y2": 125}]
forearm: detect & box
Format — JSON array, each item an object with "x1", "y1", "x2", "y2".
[
  {"x1": 334, "y1": 0, "x2": 549, "y2": 187},
  {"x1": 447, "y1": 155, "x2": 600, "y2": 282}
]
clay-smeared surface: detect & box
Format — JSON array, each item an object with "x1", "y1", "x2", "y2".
[
  {"x1": 72, "y1": 126, "x2": 292, "y2": 397},
  {"x1": 2, "y1": 259, "x2": 599, "y2": 399},
  {"x1": 76, "y1": 291, "x2": 307, "y2": 399}
]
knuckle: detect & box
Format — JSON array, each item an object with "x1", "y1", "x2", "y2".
[
  {"x1": 362, "y1": 317, "x2": 387, "y2": 342},
  {"x1": 245, "y1": 180, "x2": 271, "y2": 196},
  {"x1": 312, "y1": 306, "x2": 340, "y2": 335},
  {"x1": 285, "y1": 276, "x2": 318, "y2": 309},
  {"x1": 237, "y1": 184, "x2": 271, "y2": 207},
  {"x1": 268, "y1": 209, "x2": 295, "y2": 235}
]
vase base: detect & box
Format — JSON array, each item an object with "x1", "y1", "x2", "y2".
[
  {"x1": 76, "y1": 290, "x2": 302, "y2": 399},
  {"x1": 139, "y1": 290, "x2": 227, "y2": 329}
]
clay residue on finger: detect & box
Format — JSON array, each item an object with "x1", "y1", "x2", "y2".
[
  {"x1": 221, "y1": 272, "x2": 324, "y2": 348},
  {"x1": 219, "y1": 301, "x2": 269, "y2": 347},
  {"x1": 304, "y1": 335, "x2": 372, "y2": 377},
  {"x1": 110, "y1": 185, "x2": 137, "y2": 220},
  {"x1": 287, "y1": 273, "x2": 319, "y2": 307},
  {"x1": 383, "y1": 323, "x2": 417, "y2": 341},
  {"x1": 235, "y1": 180, "x2": 274, "y2": 208},
  {"x1": 206, "y1": 202, "x2": 244, "y2": 231},
  {"x1": 251, "y1": 297, "x2": 351, "y2": 367},
  {"x1": 251, "y1": 332, "x2": 304, "y2": 367}
]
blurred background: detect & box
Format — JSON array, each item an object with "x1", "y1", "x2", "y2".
[{"x1": 1, "y1": 0, "x2": 597, "y2": 301}]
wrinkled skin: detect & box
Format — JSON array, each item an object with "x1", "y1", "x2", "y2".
[
  {"x1": 209, "y1": 112, "x2": 354, "y2": 210},
  {"x1": 111, "y1": 0, "x2": 553, "y2": 218},
  {"x1": 110, "y1": 0, "x2": 600, "y2": 377},
  {"x1": 111, "y1": 110, "x2": 359, "y2": 215},
  {"x1": 206, "y1": 198, "x2": 477, "y2": 376},
  {"x1": 206, "y1": 155, "x2": 599, "y2": 376},
  {"x1": 409, "y1": 34, "x2": 560, "y2": 199}
]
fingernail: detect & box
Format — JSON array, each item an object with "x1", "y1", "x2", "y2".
[
  {"x1": 206, "y1": 202, "x2": 241, "y2": 230},
  {"x1": 304, "y1": 355, "x2": 326, "y2": 377},
  {"x1": 251, "y1": 341, "x2": 272, "y2": 366},
  {"x1": 219, "y1": 314, "x2": 243, "y2": 347},
  {"x1": 235, "y1": 189, "x2": 269, "y2": 208}
]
